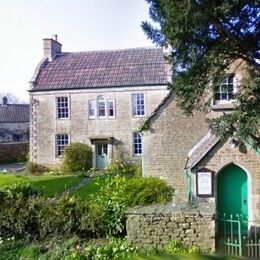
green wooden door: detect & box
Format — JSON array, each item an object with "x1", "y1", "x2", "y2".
[{"x1": 217, "y1": 164, "x2": 248, "y2": 219}]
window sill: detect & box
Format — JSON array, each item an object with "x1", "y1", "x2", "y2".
[{"x1": 211, "y1": 102, "x2": 236, "y2": 111}]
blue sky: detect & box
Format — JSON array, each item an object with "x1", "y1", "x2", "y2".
[{"x1": 0, "y1": 0, "x2": 153, "y2": 101}]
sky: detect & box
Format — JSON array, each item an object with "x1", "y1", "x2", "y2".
[{"x1": 0, "y1": 0, "x2": 154, "y2": 102}]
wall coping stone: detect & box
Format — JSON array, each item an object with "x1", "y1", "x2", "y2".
[{"x1": 127, "y1": 202, "x2": 215, "y2": 216}]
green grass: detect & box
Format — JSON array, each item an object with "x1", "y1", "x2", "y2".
[
  {"x1": 72, "y1": 176, "x2": 104, "y2": 199},
  {"x1": 0, "y1": 174, "x2": 83, "y2": 197}
]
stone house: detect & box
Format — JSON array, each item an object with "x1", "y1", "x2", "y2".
[
  {"x1": 0, "y1": 97, "x2": 29, "y2": 143},
  {"x1": 142, "y1": 60, "x2": 260, "y2": 220},
  {"x1": 29, "y1": 36, "x2": 170, "y2": 169}
]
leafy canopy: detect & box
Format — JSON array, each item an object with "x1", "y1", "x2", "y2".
[{"x1": 142, "y1": 0, "x2": 260, "y2": 148}]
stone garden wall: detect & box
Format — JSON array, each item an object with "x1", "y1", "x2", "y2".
[
  {"x1": 126, "y1": 202, "x2": 215, "y2": 252},
  {"x1": 0, "y1": 142, "x2": 29, "y2": 163}
]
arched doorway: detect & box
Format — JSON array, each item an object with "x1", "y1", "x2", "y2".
[{"x1": 217, "y1": 164, "x2": 248, "y2": 219}]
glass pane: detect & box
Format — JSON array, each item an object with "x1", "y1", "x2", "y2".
[{"x1": 103, "y1": 144, "x2": 108, "y2": 155}]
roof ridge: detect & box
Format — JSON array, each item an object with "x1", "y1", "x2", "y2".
[{"x1": 60, "y1": 46, "x2": 162, "y2": 54}]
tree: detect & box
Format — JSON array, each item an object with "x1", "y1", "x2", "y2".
[{"x1": 142, "y1": 0, "x2": 260, "y2": 148}]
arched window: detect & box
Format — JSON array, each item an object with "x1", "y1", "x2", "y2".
[{"x1": 97, "y1": 96, "x2": 106, "y2": 117}]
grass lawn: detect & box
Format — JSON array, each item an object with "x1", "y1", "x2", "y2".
[
  {"x1": 0, "y1": 174, "x2": 83, "y2": 197},
  {"x1": 72, "y1": 176, "x2": 105, "y2": 200}
]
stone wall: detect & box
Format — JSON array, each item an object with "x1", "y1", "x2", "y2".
[
  {"x1": 0, "y1": 142, "x2": 29, "y2": 163},
  {"x1": 127, "y1": 203, "x2": 215, "y2": 252},
  {"x1": 142, "y1": 94, "x2": 209, "y2": 202}
]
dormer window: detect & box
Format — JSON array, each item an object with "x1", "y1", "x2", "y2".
[{"x1": 214, "y1": 74, "x2": 235, "y2": 104}]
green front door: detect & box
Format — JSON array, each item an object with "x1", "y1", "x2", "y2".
[
  {"x1": 217, "y1": 164, "x2": 248, "y2": 219},
  {"x1": 96, "y1": 143, "x2": 108, "y2": 169}
]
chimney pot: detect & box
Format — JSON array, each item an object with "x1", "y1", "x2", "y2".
[
  {"x1": 52, "y1": 34, "x2": 58, "y2": 41},
  {"x1": 2, "y1": 96, "x2": 7, "y2": 105}
]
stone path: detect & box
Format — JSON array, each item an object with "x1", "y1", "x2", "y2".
[{"x1": 56, "y1": 176, "x2": 92, "y2": 197}]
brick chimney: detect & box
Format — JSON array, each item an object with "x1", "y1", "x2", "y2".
[
  {"x1": 43, "y1": 34, "x2": 62, "y2": 61},
  {"x1": 2, "y1": 96, "x2": 7, "y2": 105}
]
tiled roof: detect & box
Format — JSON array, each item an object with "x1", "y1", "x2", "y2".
[
  {"x1": 32, "y1": 47, "x2": 168, "y2": 91},
  {"x1": 185, "y1": 132, "x2": 220, "y2": 169},
  {"x1": 0, "y1": 104, "x2": 30, "y2": 123}
]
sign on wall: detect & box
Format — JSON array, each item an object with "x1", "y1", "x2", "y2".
[{"x1": 196, "y1": 170, "x2": 214, "y2": 197}]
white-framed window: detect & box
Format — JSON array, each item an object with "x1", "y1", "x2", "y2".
[
  {"x1": 133, "y1": 132, "x2": 142, "y2": 155},
  {"x1": 56, "y1": 134, "x2": 69, "y2": 157},
  {"x1": 107, "y1": 100, "x2": 115, "y2": 118},
  {"x1": 132, "y1": 93, "x2": 145, "y2": 116},
  {"x1": 88, "y1": 100, "x2": 96, "y2": 118},
  {"x1": 56, "y1": 96, "x2": 69, "y2": 119},
  {"x1": 214, "y1": 74, "x2": 235, "y2": 104},
  {"x1": 97, "y1": 96, "x2": 106, "y2": 117}
]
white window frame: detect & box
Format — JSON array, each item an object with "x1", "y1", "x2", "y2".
[
  {"x1": 97, "y1": 96, "x2": 106, "y2": 118},
  {"x1": 133, "y1": 132, "x2": 142, "y2": 155},
  {"x1": 132, "y1": 93, "x2": 145, "y2": 117},
  {"x1": 214, "y1": 74, "x2": 236, "y2": 105},
  {"x1": 56, "y1": 134, "x2": 69, "y2": 157},
  {"x1": 56, "y1": 96, "x2": 69, "y2": 119},
  {"x1": 88, "y1": 100, "x2": 96, "y2": 118},
  {"x1": 107, "y1": 99, "x2": 115, "y2": 118}
]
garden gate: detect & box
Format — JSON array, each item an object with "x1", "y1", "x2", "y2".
[{"x1": 217, "y1": 213, "x2": 260, "y2": 258}]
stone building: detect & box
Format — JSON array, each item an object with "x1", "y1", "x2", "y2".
[
  {"x1": 29, "y1": 36, "x2": 169, "y2": 169},
  {"x1": 142, "y1": 59, "x2": 260, "y2": 220},
  {"x1": 0, "y1": 97, "x2": 29, "y2": 143}
]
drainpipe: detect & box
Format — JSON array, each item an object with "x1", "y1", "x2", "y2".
[{"x1": 184, "y1": 169, "x2": 192, "y2": 203}]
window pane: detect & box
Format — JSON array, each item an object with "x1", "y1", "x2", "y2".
[
  {"x1": 214, "y1": 75, "x2": 234, "y2": 102},
  {"x1": 108, "y1": 100, "x2": 115, "y2": 117},
  {"x1": 133, "y1": 132, "x2": 142, "y2": 155},
  {"x1": 56, "y1": 134, "x2": 69, "y2": 156},
  {"x1": 97, "y1": 96, "x2": 106, "y2": 117},
  {"x1": 57, "y1": 97, "x2": 69, "y2": 118},
  {"x1": 88, "y1": 100, "x2": 95, "y2": 118},
  {"x1": 132, "y1": 94, "x2": 145, "y2": 116}
]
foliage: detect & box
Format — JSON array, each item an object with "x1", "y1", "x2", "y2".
[
  {"x1": 0, "y1": 183, "x2": 41, "y2": 239},
  {"x1": 62, "y1": 142, "x2": 92, "y2": 174},
  {"x1": 91, "y1": 175, "x2": 128, "y2": 236},
  {"x1": 165, "y1": 240, "x2": 198, "y2": 254},
  {"x1": 124, "y1": 177, "x2": 174, "y2": 207},
  {"x1": 91, "y1": 175, "x2": 173, "y2": 236},
  {"x1": 26, "y1": 162, "x2": 49, "y2": 175},
  {"x1": 142, "y1": 0, "x2": 260, "y2": 148},
  {"x1": 105, "y1": 155, "x2": 142, "y2": 177}
]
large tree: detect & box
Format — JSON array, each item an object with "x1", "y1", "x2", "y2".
[{"x1": 142, "y1": 0, "x2": 260, "y2": 148}]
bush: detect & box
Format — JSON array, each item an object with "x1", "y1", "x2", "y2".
[
  {"x1": 91, "y1": 175, "x2": 128, "y2": 236},
  {"x1": 91, "y1": 175, "x2": 173, "y2": 237},
  {"x1": 104, "y1": 155, "x2": 142, "y2": 177},
  {"x1": 62, "y1": 143, "x2": 92, "y2": 173},
  {"x1": 124, "y1": 177, "x2": 174, "y2": 207},
  {"x1": 0, "y1": 183, "x2": 104, "y2": 240},
  {"x1": 25, "y1": 162, "x2": 48, "y2": 175},
  {"x1": 0, "y1": 183, "x2": 41, "y2": 239}
]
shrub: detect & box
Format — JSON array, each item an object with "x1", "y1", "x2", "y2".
[
  {"x1": 0, "y1": 183, "x2": 41, "y2": 239},
  {"x1": 104, "y1": 155, "x2": 142, "y2": 177},
  {"x1": 124, "y1": 177, "x2": 174, "y2": 207},
  {"x1": 0, "y1": 184, "x2": 104, "y2": 240},
  {"x1": 25, "y1": 162, "x2": 48, "y2": 175},
  {"x1": 62, "y1": 143, "x2": 92, "y2": 173},
  {"x1": 91, "y1": 175, "x2": 173, "y2": 237},
  {"x1": 91, "y1": 175, "x2": 128, "y2": 236}
]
